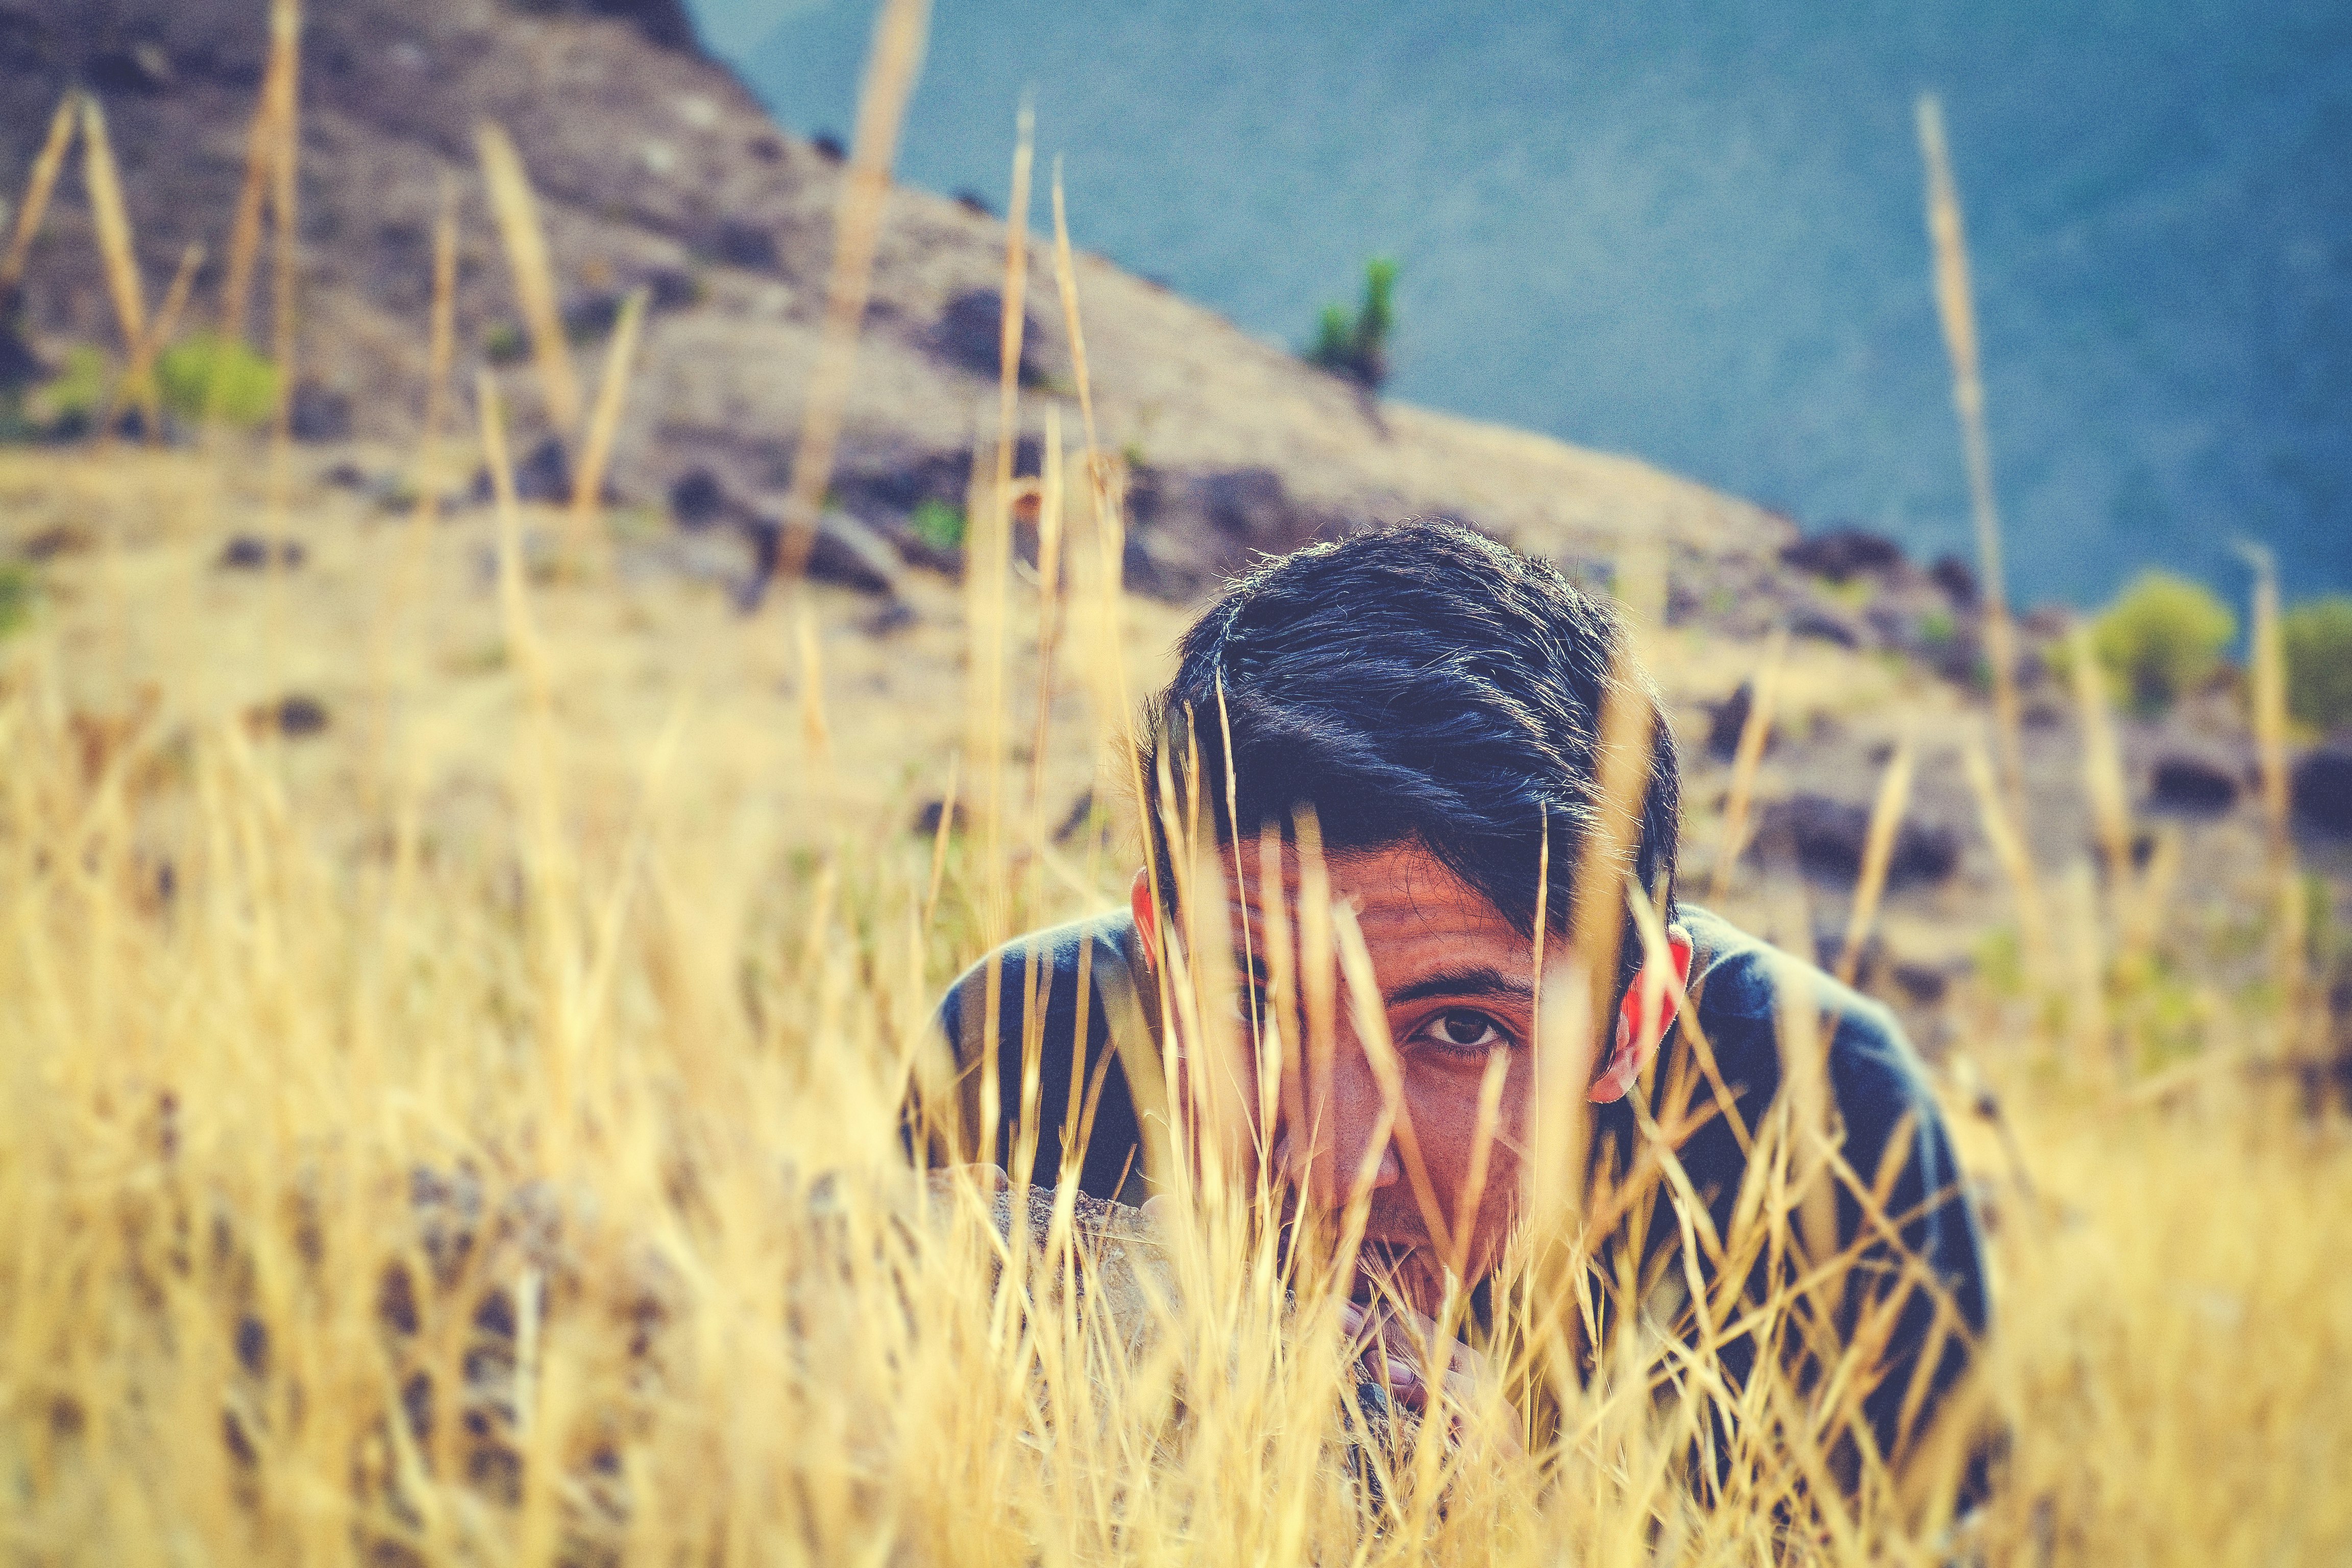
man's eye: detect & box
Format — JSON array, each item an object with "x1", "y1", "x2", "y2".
[{"x1": 1418, "y1": 1009, "x2": 1506, "y2": 1054}]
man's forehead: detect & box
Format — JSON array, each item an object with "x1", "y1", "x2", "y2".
[{"x1": 1218, "y1": 840, "x2": 1526, "y2": 941}]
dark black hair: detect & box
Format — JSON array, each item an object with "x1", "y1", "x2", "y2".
[{"x1": 1140, "y1": 519, "x2": 1680, "y2": 995}]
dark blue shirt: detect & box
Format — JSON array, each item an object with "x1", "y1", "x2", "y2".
[{"x1": 925, "y1": 903, "x2": 1990, "y2": 1468}]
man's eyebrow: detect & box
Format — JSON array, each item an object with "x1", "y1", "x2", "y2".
[{"x1": 1385, "y1": 967, "x2": 1535, "y2": 1007}]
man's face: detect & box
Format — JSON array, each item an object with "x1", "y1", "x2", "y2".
[{"x1": 1150, "y1": 840, "x2": 1587, "y2": 1318}]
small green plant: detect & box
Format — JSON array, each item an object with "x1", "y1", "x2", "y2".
[
  {"x1": 0, "y1": 562, "x2": 35, "y2": 639},
  {"x1": 157, "y1": 334, "x2": 279, "y2": 428},
  {"x1": 1306, "y1": 256, "x2": 1397, "y2": 391},
  {"x1": 2092, "y1": 569, "x2": 2236, "y2": 716},
  {"x1": 484, "y1": 323, "x2": 531, "y2": 366},
  {"x1": 2282, "y1": 595, "x2": 2352, "y2": 734},
  {"x1": 1918, "y1": 608, "x2": 1957, "y2": 647},
  {"x1": 911, "y1": 500, "x2": 966, "y2": 554},
  {"x1": 28, "y1": 345, "x2": 111, "y2": 431}
]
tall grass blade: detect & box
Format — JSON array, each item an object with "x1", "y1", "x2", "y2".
[
  {"x1": 267, "y1": 0, "x2": 304, "y2": 456},
  {"x1": 970, "y1": 104, "x2": 1033, "y2": 940},
  {"x1": 1836, "y1": 732, "x2": 1914, "y2": 987},
  {"x1": 2066, "y1": 623, "x2": 2135, "y2": 917},
  {"x1": 566, "y1": 286, "x2": 649, "y2": 572},
  {"x1": 476, "y1": 120, "x2": 582, "y2": 435},
  {"x1": 220, "y1": 0, "x2": 300, "y2": 344},
  {"x1": 97, "y1": 240, "x2": 203, "y2": 449},
  {"x1": 1918, "y1": 94, "x2": 2028, "y2": 826},
  {"x1": 1025, "y1": 404, "x2": 1067, "y2": 825},
  {"x1": 2243, "y1": 543, "x2": 2305, "y2": 1062},
  {"x1": 1962, "y1": 727, "x2": 2047, "y2": 981},
  {"x1": 77, "y1": 96, "x2": 146, "y2": 362},
  {"x1": 774, "y1": 0, "x2": 933, "y2": 584},
  {"x1": 1709, "y1": 625, "x2": 1786, "y2": 906},
  {"x1": 409, "y1": 172, "x2": 461, "y2": 538},
  {"x1": 1, "y1": 92, "x2": 78, "y2": 296}
]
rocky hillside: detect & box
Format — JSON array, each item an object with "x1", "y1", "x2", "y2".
[
  {"x1": 5, "y1": 0, "x2": 2350, "y2": 1056},
  {"x1": 0, "y1": 0, "x2": 1820, "y2": 607}
]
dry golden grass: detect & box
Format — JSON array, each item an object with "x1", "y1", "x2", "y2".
[
  {"x1": 1916, "y1": 93, "x2": 2027, "y2": 833},
  {"x1": 1, "y1": 30, "x2": 2345, "y2": 1563},
  {"x1": 0, "y1": 435, "x2": 2344, "y2": 1565}
]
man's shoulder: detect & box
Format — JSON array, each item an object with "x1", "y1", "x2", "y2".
[
  {"x1": 1677, "y1": 905, "x2": 1932, "y2": 1109},
  {"x1": 948, "y1": 910, "x2": 1140, "y2": 988},
  {"x1": 1674, "y1": 906, "x2": 1987, "y2": 1319},
  {"x1": 938, "y1": 911, "x2": 1143, "y2": 1052}
]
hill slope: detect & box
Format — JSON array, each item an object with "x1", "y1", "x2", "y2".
[{"x1": 0, "y1": 0, "x2": 1795, "y2": 601}]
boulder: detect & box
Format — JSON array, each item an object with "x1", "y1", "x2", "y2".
[
  {"x1": 911, "y1": 798, "x2": 968, "y2": 838},
  {"x1": 2148, "y1": 752, "x2": 2240, "y2": 816},
  {"x1": 0, "y1": 315, "x2": 43, "y2": 394},
  {"x1": 274, "y1": 694, "x2": 332, "y2": 739},
  {"x1": 505, "y1": 0, "x2": 701, "y2": 52},
  {"x1": 1120, "y1": 464, "x2": 1361, "y2": 600},
  {"x1": 1890, "y1": 959, "x2": 1957, "y2": 1008},
  {"x1": 710, "y1": 219, "x2": 779, "y2": 273},
  {"x1": 1788, "y1": 605, "x2": 1864, "y2": 649},
  {"x1": 474, "y1": 436, "x2": 574, "y2": 504},
  {"x1": 736, "y1": 509, "x2": 901, "y2": 601},
  {"x1": 2293, "y1": 748, "x2": 2352, "y2": 835},
  {"x1": 643, "y1": 268, "x2": 703, "y2": 312},
  {"x1": 1200, "y1": 467, "x2": 1321, "y2": 553},
  {"x1": 805, "y1": 510, "x2": 903, "y2": 595},
  {"x1": 244, "y1": 693, "x2": 332, "y2": 740},
  {"x1": 932, "y1": 289, "x2": 1051, "y2": 385},
  {"x1": 667, "y1": 468, "x2": 728, "y2": 529},
  {"x1": 216, "y1": 536, "x2": 306, "y2": 571},
  {"x1": 1704, "y1": 680, "x2": 1776, "y2": 763},
  {"x1": 562, "y1": 292, "x2": 627, "y2": 341},
  {"x1": 287, "y1": 382, "x2": 353, "y2": 444},
  {"x1": 1782, "y1": 527, "x2": 1903, "y2": 583},
  {"x1": 667, "y1": 468, "x2": 900, "y2": 603},
  {"x1": 1758, "y1": 793, "x2": 1962, "y2": 889},
  {"x1": 1928, "y1": 554, "x2": 1980, "y2": 607}
]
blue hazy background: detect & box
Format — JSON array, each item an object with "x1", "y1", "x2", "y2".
[{"x1": 686, "y1": 0, "x2": 2352, "y2": 609}]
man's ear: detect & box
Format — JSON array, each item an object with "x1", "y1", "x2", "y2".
[
  {"x1": 1589, "y1": 924, "x2": 1696, "y2": 1105},
  {"x1": 1129, "y1": 868, "x2": 1158, "y2": 973}
]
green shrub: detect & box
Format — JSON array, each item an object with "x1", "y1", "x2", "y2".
[
  {"x1": 157, "y1": 335, "x2": 279, "y2": 428},
  {"x1": 0, "y1": 562, "x2": 33, "y2": 639},
  {"x1": 2283, "y1": 596, "x2": 2352, "y2": 734},
  {"x1": 2092, "y1": 570, "x2": 2236, "y2": 716},
  {"x1": 1305, "y1": 257, "x2": 1398, "y2": 391},
  {"x1": 30, "y1": 345, "x2": 111, "y2": 430},
  {"x1": 484, "y1": 323, "x2": 531, "y2": 366},
  {"x1": 1310, "y1": 304, "x2": 1352, "y2": 369},
  {"x1": 911, "y1": 500, "x2": 966, "y2": 554}
]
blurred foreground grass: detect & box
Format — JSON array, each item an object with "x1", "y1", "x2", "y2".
[{"x1": 1, "y1": 445, "x2": 2348, "y2": 1565}]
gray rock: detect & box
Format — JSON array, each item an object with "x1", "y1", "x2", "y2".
[
  {"x1": 2293, "y1": 748, "x2": 2352, "y2": 835},
  {"x1": 1705, "y1": 680, "x2": 1778, "y2": 763},
  {"x1": 2149, "y1": 752, "x2": 2241, "y2": 816},
  {"x1": 1788, "y1": 605, "x2": 1864, "y2": 649},
  {"x1": 801, "y1": 508, "x2": 903, "y2": 596},
  {"x1": 505, "y1": 0, "x2": 701, "y2": 52},
  {"x1": 1758, "y1": 793, "x2": 1962, "y2": 889},
  {"x1": 1782, "y1": 526, "x2": 1903, "y2": 583},
  {"x1": 288, "y1": 381, "x2": 353, "y2": 444},
  {"x1": 931, "y1": 288, "x2": 1051, "y2": 384}
]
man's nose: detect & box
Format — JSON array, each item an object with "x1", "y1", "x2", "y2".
[{"x1": 1276, "y1": 1041, "x2": 1401, "y2": 1207}]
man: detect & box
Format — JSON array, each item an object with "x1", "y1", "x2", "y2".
[{"x1": 924, "y1": 521, "x2": 1988, "y2": 1476}]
